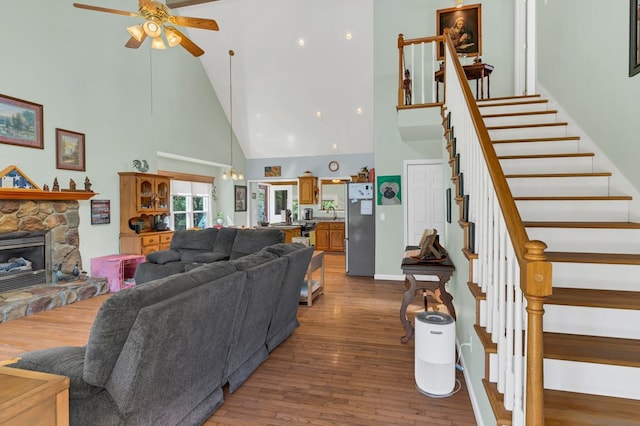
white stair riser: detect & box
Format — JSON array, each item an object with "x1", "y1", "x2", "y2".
[
  {"x1": 544, "y1": 360, "x2": 640, "y2": 399},
  {"x1": 478, "y1": 103, "x2": 548, "y2": 115},
  {"x1": 483, "y1": 113, "x2": 558, "y2": 127},
  {"x1": 552, "y1": 262, "x2": 640, "y2": 292},
  {"x1": 500, "y1": 157, "x2": 593, "y2": 174},
  {"x1": 544, "y1": 305, "x2": 640, "y2": 339},
  {"x1": 494, "y1": 140, "x2": 579, "y2": 156},
  {"x1": 489, "y1": 126, "x2": 568, "y2": 140},
  {"x1": 509, "y1": 176, "x2": 610, "y2": 197},
  {"x1": 527, "y1": 227, "x2": 640, "y2": 253},
  {"x1": 515, "y1": 199, "x2": 629, "y2": 222}
]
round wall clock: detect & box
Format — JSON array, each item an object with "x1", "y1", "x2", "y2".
[{"x1": 328, "y1": 161, "x2": 339, "y2": 172}]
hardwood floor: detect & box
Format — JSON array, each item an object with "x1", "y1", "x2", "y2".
[{"x1": 0, "y1": 253, "x2": 476, "y2": 425}]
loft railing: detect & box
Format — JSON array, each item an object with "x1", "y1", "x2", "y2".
[
  {"x1": 397, "y1": 34, "x2": 444, "y2": 108},
  {"x1": 440, "y1": 33, "x2": 552, "y2": 425}
]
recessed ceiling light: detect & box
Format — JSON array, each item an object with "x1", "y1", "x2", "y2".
[
  {"x1": 332, "y1": 144, "x2": 338, "y2": 150},
  {"x1": 298, "y1": 39, "x2": 305, "y2": 47},
  {"x1": 356, "y1": 107, "x2": 363, "y2": 114},
  {"x1": 315, "y1": 111, "x2": 322, "y2": 118},
  {"x1": 346, "y1": 33, "x2": 352, "y2": 40}
]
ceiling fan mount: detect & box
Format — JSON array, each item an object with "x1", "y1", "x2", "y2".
[{"x1": 73, "y1": 0, "x2": 219, "y2": 57}]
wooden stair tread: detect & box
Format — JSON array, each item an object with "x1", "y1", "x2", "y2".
[
  {"x1": 492, "y1": 136, "x2": 581, "y2": 144},
  {"x1": 487, "y1": 122, "x2": 568, "y2": 130},
  {"x1": 482, "y1": 110, "x2": 558, "y2": 119},
  {"x1": 544, "y1": 332, "x2": 640, "y2": 368},
  {"x1": 546, "y1": 251, "x2": 640, "y2": 265},
  {"x1": 477, "y1": 94, "x2": 541, "y2": 103},
  {"x1": 477, "y1": 99, "x2": 548, "y2": 108},
  {"x1": 523, "y1": 221, "x2": 640, "y2": 229},
  {"x1": 547, "y1": 287, "x2": 640, "y2": 310},
  {"x1": 544, "y1": 389, "x2": 640, "y2": 426},
  {"x1": 506, "y1": 172, "x2": 611, "y2": 178},
  {"x1": 514, "y1": 195, "x2": 632, "y2": 201},
  {"x1": 498, "y1": 152, "x2": 594, "y2": 160},
  {"x1": 482, "y1": 380, "x2": 512, "y2": 426}
]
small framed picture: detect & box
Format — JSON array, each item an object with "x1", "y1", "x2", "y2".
[
  {"x1": 0, "y1": 94, "x2": 44, "y2": 149},
  {"x1": 91, "y1": 200, "x2": 111, "y2": 225},
  {"x1": 56, "y1": 128, "x2": 86, "y2": 171},
  {"x1": 235, "y1": 185, "x2": 247, "y2": 212},
  {"x1": 436, "y1": 3, "x2": 482, "y2": 60}
]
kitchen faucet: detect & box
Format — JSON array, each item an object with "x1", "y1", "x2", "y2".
[{"x1": 327, "y1": 206, "x2": 337, "y2": 220}]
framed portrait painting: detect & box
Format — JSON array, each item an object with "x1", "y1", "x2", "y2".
[
  {"x1": 56, "y1": 128, "x2": 86, "y2": 171},
  {"x1": 0, "y1": 94, "x2": 44, "y2": 149},
  {"x1": 235, "y1": 185, "x2": 247, "y2": 212},
  {"x1": 437, "y1": 3, "x2": 482, "y2": 60},
  {"x1": 630, "y1": 0, "x2": 640, "y2": 76}
]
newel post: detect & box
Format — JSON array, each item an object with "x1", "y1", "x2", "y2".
[
  {"x1": 522, "y1": 240, "x2": 552, "y2": 425},
  {"x1": 398, "y1": 34, "x2": 405, "y2": 107}
]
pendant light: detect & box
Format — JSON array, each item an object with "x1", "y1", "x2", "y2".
[{"x1": 223, "y1": 49, "x2": 244, "y2": 180}]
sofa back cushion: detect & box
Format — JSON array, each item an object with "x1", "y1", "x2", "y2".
[
  {"x1": 229, "y1": 228, "x2": 285, "y2": 260},
  {"x1": 212, "y1": 227, "x2": 238, "y2": 259},
  {"x1": 84, "y1": 261, "x2": 237, "y2": 386},
  {"x1": 170, "y1": 228, "x2": 218, "y2": 251}
]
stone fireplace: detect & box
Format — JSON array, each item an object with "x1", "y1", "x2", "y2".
[{"x1": 0, "y1": 230, "x2": 51, "y2": 293}]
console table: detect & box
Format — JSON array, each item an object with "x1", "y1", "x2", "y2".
[
  {"x1": 0, "y1": 366, "x2": 69, "y2": 425},
  {"x1": 435, "y1": 62, "x2": 494, "y2": 102},
  {"x1": 400, "y1": 247, "x2": 455, "y2": 343}
]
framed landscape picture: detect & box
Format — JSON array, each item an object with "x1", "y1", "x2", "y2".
[
  {"x1": 0, "y1": 94, "x2": 44, "y2": 149},
  {"x1": 437, "y1": 3, "x2": 482, "y2": 60},
  {"x1": 56, "y1": 128, "x2": 86, "y2": 171},
  {"x1": 630, "y1": 0, "x2": 640, "y2": 76}
]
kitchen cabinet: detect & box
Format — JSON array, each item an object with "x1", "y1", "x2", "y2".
[
  {"x1": 298, "y1": 175, "x2": 318, "y2": 205},
  {"x1": 118, "y1": 172, "x2": 174, "y2": 255},
  {"x1": 281, "y1": 227, "x2": 302, "y2": 243},
  {"x1": 314, "y1": 221, "x2": 344, "y2": 252}
]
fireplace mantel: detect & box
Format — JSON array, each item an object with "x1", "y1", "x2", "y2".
[{"x1": 0, "y1": 189, "x2": 96, "y2": 201}]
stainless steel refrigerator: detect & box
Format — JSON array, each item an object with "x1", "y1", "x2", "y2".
[{"x1": 345, "y1": 183, "x2": 375, "y2": 276}]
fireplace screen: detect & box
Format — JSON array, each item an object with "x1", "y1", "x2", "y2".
[{"x1": 0, "y1": 231, "x2": 51, "y2": 293}]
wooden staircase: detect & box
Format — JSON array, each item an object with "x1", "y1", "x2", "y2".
[{"x1": 468, "y1": 95, "x2": 640, "y2": 425}]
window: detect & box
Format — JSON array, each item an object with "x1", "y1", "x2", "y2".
[{"x1": 171, "y1": 180, "x2": 212, "y2": 231}]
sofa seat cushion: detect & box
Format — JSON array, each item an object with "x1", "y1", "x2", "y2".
[
  {"x1": 146, "y1": 249, "x2": 181, "y2": 265},
  {"x1": 193, "y1": 252, "x2": 230, "y2": 263},
  {"x1": 134, "y1": 261, "x2": 186, "y2": 284}
]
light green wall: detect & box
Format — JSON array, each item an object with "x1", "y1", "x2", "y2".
[
  {"x1": 537, "y1": 0, "x2": 640, "y2": 190},
  {"x1": 3, "y1": 0, "x2": 241, "y2": 270}
]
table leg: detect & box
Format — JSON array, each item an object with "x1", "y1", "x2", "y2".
[
  {"x1": 400, "y1": 275, "x2": 417, "y2": 343},
  {"x1": 480, "y1": 70, "x2": 485, "y2": 99},
  {"x1": 437, "y1": 275, "x2": 456, "y2": 320},
  {"x1": 487, "y1": 74, "x2": 491, "y2": 99}
]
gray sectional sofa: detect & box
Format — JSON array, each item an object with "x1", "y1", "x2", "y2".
[
  {"x1": 9, "y1": 242, "x2": 314, "y2": 426},
  {"x1": 134, "y1": 227, "x2": 284, "y2": 284}
]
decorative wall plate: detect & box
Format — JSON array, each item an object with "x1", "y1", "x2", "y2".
[{"x1": 328, "y1": 161, "x2": 339, "y2": 172}]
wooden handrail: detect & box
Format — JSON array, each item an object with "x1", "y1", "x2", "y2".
[{"x1": 443, "y1": 34, "x2": 552, "y2": 425}]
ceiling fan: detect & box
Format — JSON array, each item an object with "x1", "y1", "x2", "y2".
[{"x1": 73, "y1": 0, "x2": 219, "y2": 57}]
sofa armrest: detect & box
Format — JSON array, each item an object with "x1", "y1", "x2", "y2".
[
  {"x1": 146, "y1": 249, "x2": 181, "y2": 264},
  {"x1": 193, "y1": 252, "x2": 229, "y2": 263}
]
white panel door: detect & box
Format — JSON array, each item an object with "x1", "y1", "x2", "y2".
[{"x1": 406, "y1": 162, "x2": 444, "y2": 246}]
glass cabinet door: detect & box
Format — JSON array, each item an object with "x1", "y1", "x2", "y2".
[
  {"x1": 136, "y1": 177, "x2": 154, "y2": 211},
  {"x1": 155, "y1": 179, "x2": 169, "y2": 211}
]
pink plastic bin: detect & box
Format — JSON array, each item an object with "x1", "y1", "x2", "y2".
[{"x1": 91, "y1": 254, "x2": 146, "y2": 292}]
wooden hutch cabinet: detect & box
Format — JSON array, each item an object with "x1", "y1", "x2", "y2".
[
  {"x1": 298, "y1": 175, "x2": 318, "y2": 205},
  {"x1": 118, "y1": 172, "x2": 174, "y2": 255},
  {"x1": 314, "y1": 221, "x2": 344, "y2": 252}
]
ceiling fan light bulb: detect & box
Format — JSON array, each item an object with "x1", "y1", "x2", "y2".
[
  {"x1": 165, "y1": 28, "x2": 182, "y2": 47},
  {"x1": 222, "y1": 171, "x2": 228, "y2": 180},
  {"x1": 127, "y1": 24, "x2": 145, "y2": 42},
  {"x1": 143, "y1": 20, "x2": 162, "y2": 38},
  {"x1": 151, "y1": 36, "x2": 167, "y2": 50}
]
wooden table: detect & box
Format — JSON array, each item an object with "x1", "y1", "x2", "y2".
[
  {"x1": 0, "y1": 366, "x2": 69, "y2": 425},
  {"x1": 300, "y1": 250, "x2": 324, "y2": 306},
  {"x1": 435, "y1": 62, "x2": 494, "y2": 102},
  {"x1": 400, "y1": 248, "x2": 455, "y2": 343}
]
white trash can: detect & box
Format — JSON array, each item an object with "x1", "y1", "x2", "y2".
[{"x1": 414, "y1": 311, "x2": 456, "y2": 396}]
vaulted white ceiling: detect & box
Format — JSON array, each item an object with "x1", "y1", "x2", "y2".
[{"x1": 177, "y1": 0, "x2": 374, "y2": 160}]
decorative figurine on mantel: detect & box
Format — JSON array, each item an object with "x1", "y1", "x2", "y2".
[
  {"x1": 69, "y1": 179, "x2": 76, "y2": 191},
  {"x1": 52, "y1": 178, "x2": 60, "y2": 191},
  {"x1": 42, "y1": 184, "x2": 50, "y2": 191},
  {"x1": 84, "y1": 176, "x2": 93, "y2": 192}
]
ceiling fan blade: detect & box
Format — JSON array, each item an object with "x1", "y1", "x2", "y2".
[
  {"x1": 125, "y1": 33, "x2": 148, "y2": 49},
  {"x1": 73, "y1": 3, "x2": 138, "y2": 17},
  {"x1": 166, "y1": 26, "x2": 205, "y2": 57},
  {"x1": 169, "y1": 15, "x2": 219, "y2": 31}
]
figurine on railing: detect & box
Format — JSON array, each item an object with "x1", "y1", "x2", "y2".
[{"x1": 403, "y1": 69, "x2": 412, "y2": 105}]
